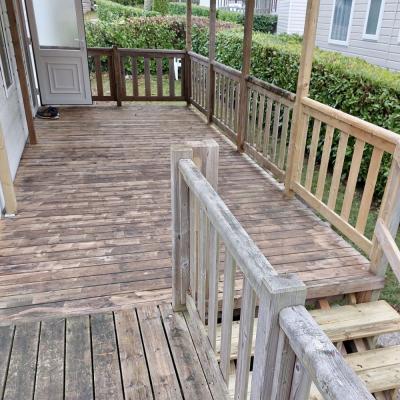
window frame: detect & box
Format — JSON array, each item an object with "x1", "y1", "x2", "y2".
[
  {"x1": 0, "y1": 5, "x2": 15, "y2": 97},
  {"x1": 328, "y1": 0, "x2": 355, "y2": 46},
  {"x1": 362, "y1": 0, "x2": 385, "y2": 41}
]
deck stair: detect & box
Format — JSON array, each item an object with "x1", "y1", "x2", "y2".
[{"x1": 220, "y1": 300, "x2": 400, "y2": 399}]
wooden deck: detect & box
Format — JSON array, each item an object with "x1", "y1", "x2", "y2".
[
  {"x1": 0, "y1": 104, "x2": 383, "y2": 324},
  {"x1": 0, "y1": 303, "x2": 227, "y2": 400}
]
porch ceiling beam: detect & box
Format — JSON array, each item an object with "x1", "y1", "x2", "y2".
[
  {"x1": 4, "y1": 0, "x2": 37, "y2": 145},
  {"x1": 237, "y1": 0, "x2": 256, "y2": 152}
]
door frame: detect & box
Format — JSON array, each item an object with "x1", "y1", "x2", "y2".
[{"x1": 24, "y1": 0, "x2": 92, "y2": 105}]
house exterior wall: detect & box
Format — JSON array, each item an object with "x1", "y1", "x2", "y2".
[
  {"x1": 82, "y1": 0, "x2": 91, "y2": 14},
  {"x1": 0, "y1": 0, "x2": 28, "y2": 209},
  {"x1": 316, "y1": 0, "x2": 400, "y2": 70},
  {"x1": 276, "y1": 0, "x2": 307, "y2": 34}
]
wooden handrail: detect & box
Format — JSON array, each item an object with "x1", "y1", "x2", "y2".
[
  {"x1": 302, "y1": 97, "x2": 400, "y2": 153},
  {"x1": 375, "y1": 218, "x2": 400, "y2": 281},
  {"x1": 247, "y1": 75, "x2": 296, "y2": 102},
  {"x1": 280, "y1": 306, "x2": 374, "y2": 400}
]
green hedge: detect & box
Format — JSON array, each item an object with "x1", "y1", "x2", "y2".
[
  {"x1": 96, "y1": 0, "x2": 159, "y2": 20},
  {"x1": 153, "y1": 0, "x2": 168, "y2": 14},
  {"x1": 86, "y1": 15, "x2": 400, "y2": 198},
  {"x1": 193, "y1": 30, "x2": 400, "y2": 198},
  {"x1": 236, "y1": 14, "x2": 277, "y2": 33},
  {"x1": 167, "y1": 2, "x2": 209, "y2": 17},
  {"x1": 107, "y1": 0, "x2": 144, "y2": 6}
]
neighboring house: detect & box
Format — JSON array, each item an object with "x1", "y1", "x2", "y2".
[
  {"x1": 277, "y1": 0, "x2": 400, "y2": 71},
  {"x1": 316, "y1": 0, "x2": 400, "y2": 70},
  {"x1": 0, "y1": 0, "x2": 29, "y2": 210},
  {"x1": 276, "y1": 0, "x2": 307, "y2": 34},
  {"x1": 82, "y1": 0, "x2": 92, "y2": 13}
]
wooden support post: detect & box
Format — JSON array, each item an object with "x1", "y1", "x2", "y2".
[
  {"x1": 185, "y1": 0, "x2": 192, "y2": 104},
  {"x1": 171, "y1": 140, "x2": 219, "y2": 311},
  {"x1": 0, "y1": 123, "x2": 17, "y2": 215},
  {"x1": 112, "y1": 46, "x2": 122, "y2": 107},
  {"x1": 207, "y1": 0, "x2": 217, "y2": 122},
  {"x1": 171, "y1": 144, "x2": 193, "y2": 311},
  {"x1": 250, "y1": 275, "x2": 306, "y2": 400},
  {"x1": 236, "y1": 0, "x2": 255, "y2": 152},
  {"x1": 284, "y1": 0, "x2": 320, "y2": 197},
  {"x1": 4, "y1": 0, "x2": 37, "y2": 144},
  {"x1": 369, "y1": 145, "x2": 400, "y2": 300}
]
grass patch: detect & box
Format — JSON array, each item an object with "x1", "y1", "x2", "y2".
[{"x1": 300, "y1": 162, "x2": 400, "y2": 310}]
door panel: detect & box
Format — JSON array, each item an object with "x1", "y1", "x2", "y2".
[{"x1": 25, "y1": 0, "x2": 91, "y2": 105}]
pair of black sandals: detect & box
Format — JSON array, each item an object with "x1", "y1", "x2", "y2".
[{"x1": 36, "y1": 106, "x2": 60, "y2": 120}]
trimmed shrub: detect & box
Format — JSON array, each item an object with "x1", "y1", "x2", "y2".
[
  {"x1": 216, "y1": 9, "x2": 241, "y2": 23},
  {"x1": 107, "y1": 0, "x2": 144, "y2": 5},
  {"x1": 96, "y1": 0, "x2": 159, "y2": 21},
  {"x1": 167, "y1": 2, "x2": 210, "y2": 17},
  {"x1": 236, "y1": 14, "x2": 277, "y2": 33},
  {"x1": 192, "y1": 30, "x2": 400, "y2": 197},
  {"x1": 153, "y1": 0, "x2": 168, "y2": 14}
]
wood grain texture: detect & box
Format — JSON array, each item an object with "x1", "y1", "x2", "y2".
[{"x1": 0, "y1": 104, "x2": 379, "y2": 324}]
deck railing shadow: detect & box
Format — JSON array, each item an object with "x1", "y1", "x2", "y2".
[{"x1": 171, "y1": 140, "x2": 374, "y2": 400}]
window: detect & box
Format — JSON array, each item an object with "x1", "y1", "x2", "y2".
[
  {"x1": 329, "y1": 0, "x2": 354, "y2": 45},
  {"x1": 363, "y1": 0, "x2": 384, "y2": 40},
  {"x1": 0, "y1": 11, "x2": 13, "y2": 93}
]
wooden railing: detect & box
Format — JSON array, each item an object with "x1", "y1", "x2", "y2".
[
  {"x1": 87, "y1": 47, "x2": 187, "y2": 104},
  {"x1": 186, "y1": 51, "x2": 400, "y2": 285},
  {"x1": 188, "y1": 51, "x2": 209, "y2": 113},
  {"x1": 171, "y1": 140, "x2": 374, "y2": 400},
  {"x1": 288, "y1": 97, "x2": 400, "y2": 256}
]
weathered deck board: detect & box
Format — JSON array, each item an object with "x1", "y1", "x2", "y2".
[
  {"x1": 0, "y1": 104, "x2": 382, "y2": 323},
  {"x1": 0, "y1": 305, "x2": 224, "y2": 400}
]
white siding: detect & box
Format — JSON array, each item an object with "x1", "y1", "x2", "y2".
[
  {"x1": 316, "y1": 0, "x2": 400, "y2": 70},
  {"x1": 287, "y1": 0, "x2": 307, "y2": 34},
  {"x1": 277, "y1": 0, "x2": 307, "y2": 34},
  {"x1": 277, "y1": 0, "x2": 290, "y2": 33},
  {"x1": 0, "y1": 0, "x2": 28, "y2": 210}
]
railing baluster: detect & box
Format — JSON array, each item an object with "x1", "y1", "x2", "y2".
[
  {"x1": 156, "y1": 57, "x2": 163, "y2": 97},
  {"x1": 271, "y1": 102, "x2": 282, "y2": 162},
  {"x1": 198, "y1": 207, "x2": 208, "y2": 323},
  {"x1": 219, "y1": 252, "x2": 237, "y2": 384},
  {"x1": 315, "y1": 124, "x2": 334, "y2": 200},
  {"x1": 131, "y1": 56, "x2": 139, "y2": 97},
  {"x1": 262, "y1": 98, "x2": 273, "y2": 157},
  {"x1": 356, "y1": 147, "x2": 383, "y2": 234},
  {"x1": 207, "y1": 227, "x2": 219, "y2": 350},
  {"x1": 304, "y1": 119, "x2": 322, "y2": 191},
  {"x1": 144, "y1": 57, "x2": 151, "y2": 97},
  {"x1": 340, "y1": 139, "x2": 365, "y2": 221},
  {"x1": 256, "y1": 94, "x2": 265, "y2": 152},
  {"x1": 94, "y1": 55, "x2": 103, "y2": 98},
  {"x1": 169, "y1": 57, "x2": 175, "y2": 98},
  {"x1": 189, "y1": 192, "x2": 198, "y2": 300},
  {"x1": 327, "y1": 131, "x2": 349, "y2": 209},
  {"x1": 234, "y1": 278, "x2": 256, "y2": 400},
  {"x1": 278, "y1": 106, "x2": 290, "y2": 169}
]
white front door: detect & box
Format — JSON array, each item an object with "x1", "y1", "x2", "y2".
[{"x1": 25, "y1": 0, "x2": 92, "y2": 105}]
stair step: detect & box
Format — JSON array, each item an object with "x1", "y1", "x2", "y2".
[
  {"x1": 228, "y1": 346, "x2": 400, "y2": 399},
  {"x1": 309, "y1": 345, "x2": 400, "y2": 399},
  {"x1": 214, "y1": 300, "x2": 400, "y2": 360}
]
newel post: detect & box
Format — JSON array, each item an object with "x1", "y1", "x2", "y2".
[
  {"x1": 207, "y1": 0, "x2": 217, "y2": 122},
  {"x1": 369, "y1": 145, "x2": 400, "y2": 301},
  {"x1": 284, "y1": 0, "x2": 320, "y2": 197},
  {"x1": 171, "y1": 144, "x2": 193, "y2": 311},
  {"x1": 236, "y1": 0, "x2": 255, "y2": 152},
  {"x1": 250, "y1": 275, "x2": 307, "y2": 400},
  {"x1": 171, "y1": 140, "x2": 219, "y2": 311}
]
